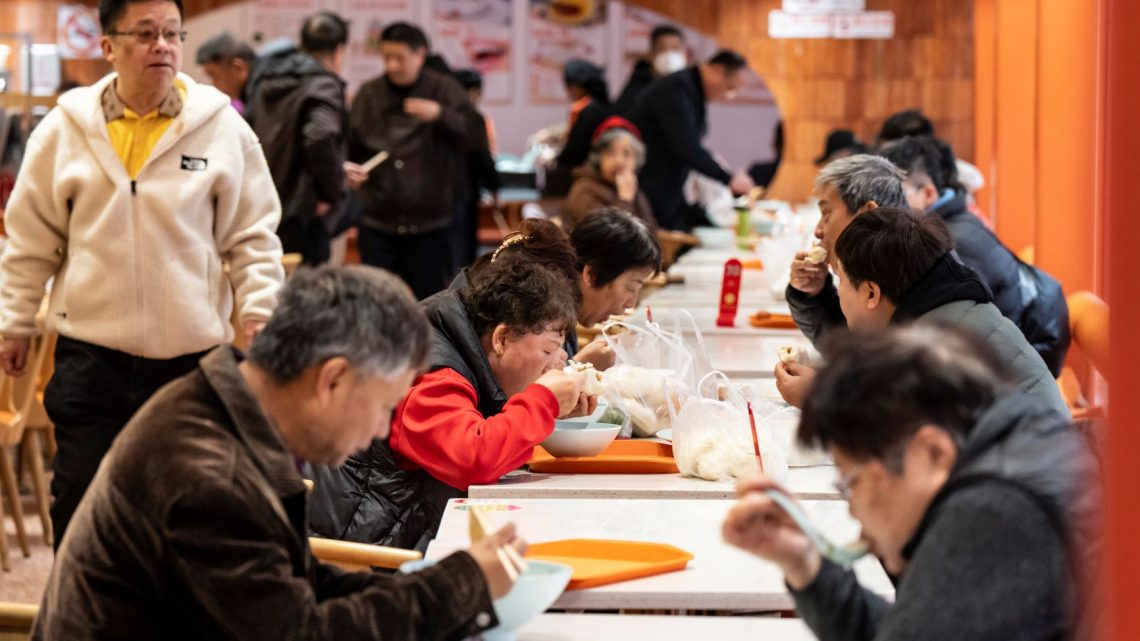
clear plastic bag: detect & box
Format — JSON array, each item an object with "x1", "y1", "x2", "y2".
[
  {"x1": 669, "y1": 372, "x2": 789, "y2": 482},
  {"x1": 598, "y1": 314, "x2": 711, "y2": 437},
  {"x1": 739, "y1": 394, "x2": 830, "y2": 468}
]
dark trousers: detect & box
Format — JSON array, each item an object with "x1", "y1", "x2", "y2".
[
  {"x1": 357, "y1": 226, "x2": 452, "y2": 301},
  {"x1": 449, "y1": 197, "x2": 478, "y2": 274},
  {"x1": 44, "y1": 336, "x2": 208, "y2": 549},
  {"x1": 278, "y1": 216, "x2": 331, "y2": 266}
]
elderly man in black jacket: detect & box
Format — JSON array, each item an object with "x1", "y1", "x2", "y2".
[
  {"x1": 250, "y1": 11, "x2": 351, "y2": 266},
  {"x1": 726, "y1": 324, "x2": 1101, "y2": 641},
  {"x1": 349, "y1": 22, "x2": 480, "y2": 300},
  {"x1": 628, "y1": 49, "x2": 756, "y2": 230},
  {"x1": 32, "y1": 266, "x2": 525, "y2": 641}
]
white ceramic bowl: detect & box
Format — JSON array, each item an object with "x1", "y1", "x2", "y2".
[
  {"x1": 400, "y1": 558, "x2": 572, "y2": 641},
  {"x1": 542, "y1": 422, "x2": 621, "y2": 457},
  {"x1": 692, "y1": 226, "x2": 736, "y2": 249}
]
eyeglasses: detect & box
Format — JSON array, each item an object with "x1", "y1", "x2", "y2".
[
  {"x1": 833, "y1": 464, "x2": 866, "y2": 501},
  {"x1": 107, "y1": 28, "x2": 188, "y2": 45}
]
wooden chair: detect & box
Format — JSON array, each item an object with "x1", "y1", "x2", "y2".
[
  {"x1": 19, "y1": 332, "x2": 56, "y2": 546},
  {"x1": 0, "y1": 602, "x2": 37, "y2": 641},
  {"x1": 657, "y1": 230, "x2": 699, "y2": 270},
  {"x1": 0, "y1": 333, "x2": 53, "y2": 569},
  {"x1": 281, "y1": 252, "x2": 303, "y2": 278},
  {"x1": 309, "y1": 537, "x2": 422, "y2": 572},
  {"x1": 1057, "y1": 291, "x2": 1109, "y2": 420}
]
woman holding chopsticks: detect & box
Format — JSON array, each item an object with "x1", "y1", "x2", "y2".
[{"x1": 309, "y1": 251, "x2": 591, "y2": 551}]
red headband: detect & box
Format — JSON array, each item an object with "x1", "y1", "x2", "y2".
[{"x1": 592, "y1": 116, "x2": 642, "y2": 142}]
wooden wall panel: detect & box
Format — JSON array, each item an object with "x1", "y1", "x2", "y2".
[{"x1": 628, "y1": 0, "x2": 975, "y2": 201}]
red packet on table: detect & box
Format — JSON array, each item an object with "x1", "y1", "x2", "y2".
[{"x1": 717, "y1": 258, "x2": 743, "y2": 327}]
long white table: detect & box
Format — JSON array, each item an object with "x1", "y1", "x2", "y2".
[
  {"x1": 470, "y1": 465, "x2": 839, "y2": 501},
  {"x1": 621, "y1": 306, "x2": 801, "y2": 337},
  {"x1": 702, "y1": 334, "x2": 812, "y2": 378},
  {"x1": 427, "y1": 498, "x2": 892, "y2": 611},
  {"x1": 642, "y1": 286, "x2": 792, "y2": 312},
  {"x1": 517, "y1": 614, "x2": 817, "y2": 641}
]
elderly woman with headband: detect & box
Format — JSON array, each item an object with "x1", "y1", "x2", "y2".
[
  {"x1": 481, "y1": 215, "x2": 661, "y2": 370},
  {"x1": 309, "y1": 250, "x2": 590, "y2": 550},
  {"x1": 564, "y1": 116, "x2": 656, "y2": 231}
]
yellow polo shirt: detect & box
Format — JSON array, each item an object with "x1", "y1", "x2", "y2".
[{"x1": 103, "y1": 79, "x2": 187, "y2": 179}]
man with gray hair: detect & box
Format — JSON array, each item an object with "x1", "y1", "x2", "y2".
[
  {"x1": 32, "y1": 265, "x2": 525, "y2": 640},
  {"x1": 195, "y1": 31, "x2": 255, "y2": 114},
  {"x1": 785, "y1": 154, "x2": 908, "y2": 344}
]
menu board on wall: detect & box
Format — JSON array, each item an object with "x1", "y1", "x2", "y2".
[
  {"x1": 526, "y1": 0, "x2": 609, "y2": 104},
  {"x1": 331, "y1": 0, "x2": 416, "y2": 93},
  {"x1": 432, "y1": 0, "x2": 513, "y2": 103},
  {"x1": 251, "y1": 0, "x2": 327, "y2": 44}
]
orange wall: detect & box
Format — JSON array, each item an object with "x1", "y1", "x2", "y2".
[
  {"x1": 976, "y1": 0, "x2": 1102, "y2": 296},
  {"x1": 1105, "y1": 0, "x2": 1140, "y2": 634}
]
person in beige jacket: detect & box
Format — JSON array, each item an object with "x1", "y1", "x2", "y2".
[{"x1": 0, "y1": 0, "x2": 283, "y2": 548}]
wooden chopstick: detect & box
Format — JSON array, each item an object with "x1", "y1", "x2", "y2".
[
  {"x1": 747, "y1": 401, "x2": 765, "y2": 474},
  {"x1": 470, "y1": 506, "x2": 525, "y2": 579}
]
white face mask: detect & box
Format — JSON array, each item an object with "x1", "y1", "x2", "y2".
[{"x1": 653, "y1": 50, "x2": 686, "y2": 76}]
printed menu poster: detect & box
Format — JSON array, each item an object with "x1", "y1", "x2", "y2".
[
  {"x1": 251, "y1": 0, "x2": 326, "y2": 44},
  {"x1": 526, "y1": 0, "x2": 609, "y2": 104},
  {"x1": 432, "y1": 0, "x2": 513, "y2": 103},
  {"x1": 332, "y1": 0, "x2": 416, "y2": 94}
]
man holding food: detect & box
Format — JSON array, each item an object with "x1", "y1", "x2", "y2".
[{"x1": 348, "y1": 21, "x2": 482, "y2": 299}]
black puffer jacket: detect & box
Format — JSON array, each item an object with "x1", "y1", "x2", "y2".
[
  {"x1": 308, "y1": 287, "x2": 507, "y2": 551},
  {"x1": 249, "y1": 49, "x2": 347, "y2": 230},
  {"x1": 793, "y1": 393, "x2": 1101, "y2": 641},
  {"x1": 932, "y1": 191, "x2": 1025, "y2": 324}
]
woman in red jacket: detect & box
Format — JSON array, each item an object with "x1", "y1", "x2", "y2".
[{"x1": 309, "y1": 254, "x2": 590, "y2": 550}]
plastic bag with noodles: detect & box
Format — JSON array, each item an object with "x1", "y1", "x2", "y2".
[
  {"x1": 668, "y1": 372, "x2": 788, "y2": 482},
  {"x1": 598, "y1": 313, "x2": 712, "y2": 437}
]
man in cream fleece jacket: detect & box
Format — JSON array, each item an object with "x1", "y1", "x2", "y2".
[{"x1": 0, "y1": 0, "x2": 284, "y2": 548}]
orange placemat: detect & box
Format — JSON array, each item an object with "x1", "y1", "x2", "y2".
[
  {"x1": 748, "y1": 311, "x2": 798, "y2": 329},
  {"x1": 526, "y1": 539, "x2": 694, "y2": 590},
  {"x1": 528, "y1": 440, "x2": 678, "y2": 474}
]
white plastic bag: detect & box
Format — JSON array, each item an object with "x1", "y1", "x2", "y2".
[
  {"x1": 598, "y1": 314, "x2": 713, "y2": 437},
  {"x1": 741, "y1": 396, "x2": 830, "y2": 468},
  {"x1": 669, "y1": 373, "x2": 789, "y2": 482}
]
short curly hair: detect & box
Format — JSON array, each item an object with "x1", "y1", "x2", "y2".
[{"x1": 463, "y1": 255, "x2": 578, "y2": 340}]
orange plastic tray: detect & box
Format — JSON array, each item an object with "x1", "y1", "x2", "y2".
[
  {"x1": 748, "y1": 311, "x2": 798, "y2": 329},
  {"x1": 525, "y1": 539, "x2": 694, "y2": 590},
  {"x1": 528, "y1": 440, "x2": 678, "y2": 474}
]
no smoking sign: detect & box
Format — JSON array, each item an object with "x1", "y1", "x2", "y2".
[{"x1": 58, "y1": 5, "x2": 102, "y2": 60}]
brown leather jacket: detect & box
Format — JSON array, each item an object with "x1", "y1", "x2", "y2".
[
  {"x1": 32, "y1": 347, "x2": 497, "y2": 641},
  {"x1": 564, "y1": 165, "x2": 656, "y2": 232}
]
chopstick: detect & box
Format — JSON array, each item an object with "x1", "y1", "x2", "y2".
[
  {"x1": 360, "y1": 150, "x2": 390, "y2": 173},
  {"x1": 747, "y1": 401, "x2": 765, "y2": 474},
  {"x1": 469, "y1": 506, "x2": 527, "y2": 580},
  {"x1": 646, "y1": 305, "x2": 654, "y2": 324}
]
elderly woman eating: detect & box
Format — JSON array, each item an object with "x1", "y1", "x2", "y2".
[
  {"x1": 564, "y1": 117, "x2": 656, "y2": 231},
  {"x1": 308, "y1": 254, "x2": 589, "y2": 550}
]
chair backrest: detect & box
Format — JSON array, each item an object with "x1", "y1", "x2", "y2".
[
  {"x1": 308, "y1": 537, "x2": 422, "y2": 572},
  {"x1": 281, "y1": 253, "x2": 303, "y2": 279},
  {"x1": 1068, "y1": 291, "x2": 1109, "y2": 374},
  {"x1": 0, "y1": 602, "x2": 37, "y2": 640},
  {"x1": 0, "y1": 334, "x2": 52, "y2": 446}
]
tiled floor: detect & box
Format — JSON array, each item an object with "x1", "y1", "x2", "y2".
[{"x1": 0, "y1": 494, "x2": 53, "y2": 604}]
